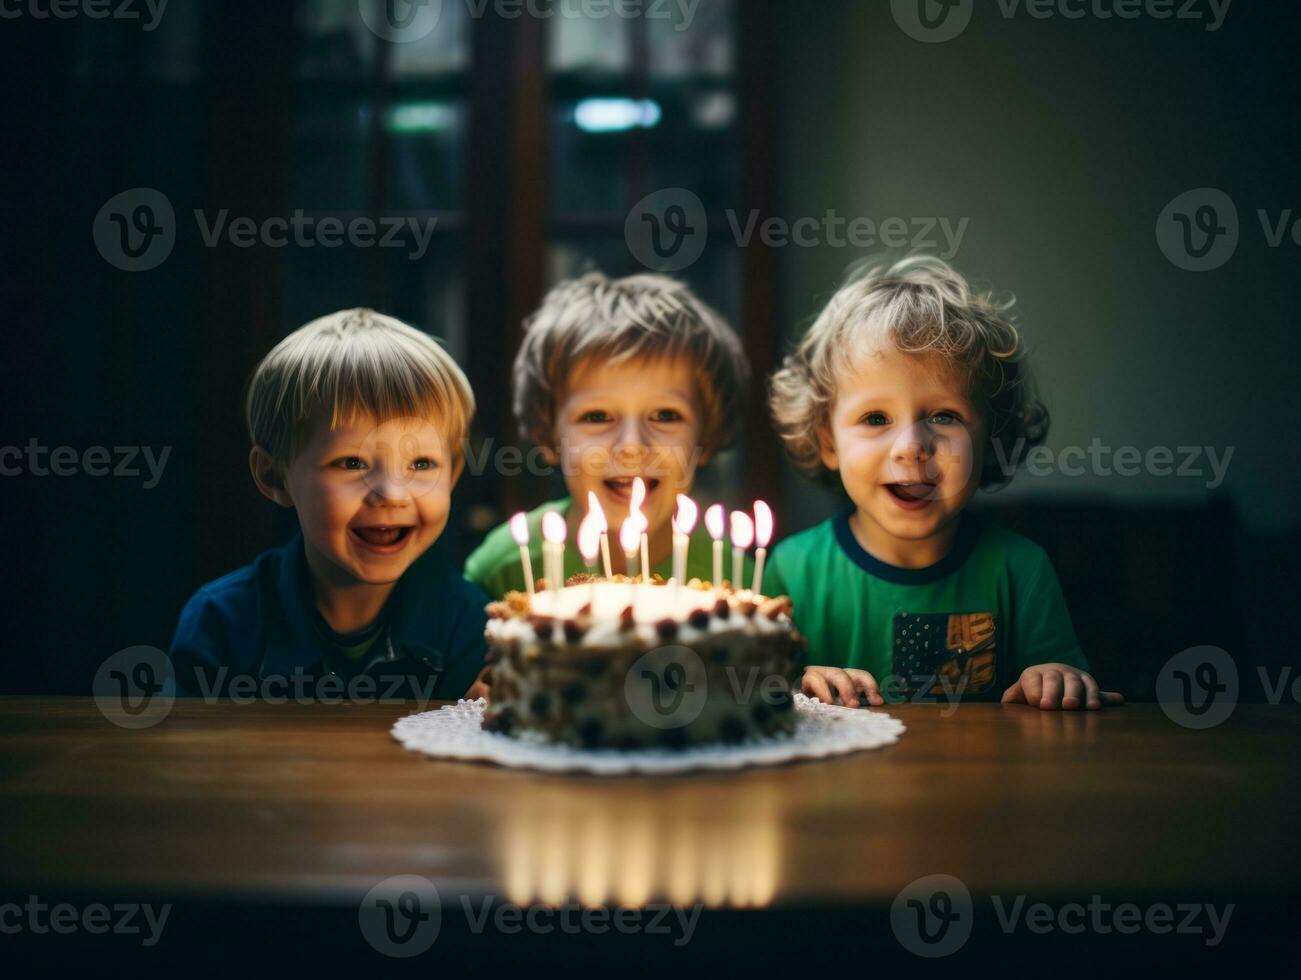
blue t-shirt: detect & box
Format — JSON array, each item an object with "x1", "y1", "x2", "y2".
[{"x1": 169, "y1": 534, "x2": 488, "y2": 701}]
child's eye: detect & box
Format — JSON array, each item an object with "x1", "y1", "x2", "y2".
[
  {"x1": 411, "y1": 457, "x2": 438, "y2": 471},
  {"x1": 861, "y1": 412, "x2": 890, "y2": 426},
  {"x1": 333, "y1": 456, "x2": 367, "y2": 470},
  {"x1": 650, "y1": 408, "x2": 684, "y2": 423},
  {"x1": 928, "y1": 412, "x2": 962, "y2": 425},
  {"x1": 577, "y1": 410, "x2": 613, "y2": 424}
]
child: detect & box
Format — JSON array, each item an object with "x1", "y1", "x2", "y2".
[
  {"x1": 765, "y1": 257, "x2": 1122, "y2": 711},
  {"x1": 169, "y1": 309, "x2": 489, "y2": 701},
  {"x1": 465, "y1": 272, "x2": 751, "y2": 597}
]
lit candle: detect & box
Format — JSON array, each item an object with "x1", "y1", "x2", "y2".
[
  {"x1": 577, "y1": 508, "x2": 602, "y2": 606},
  {"x1": 630, "y1": 477, "x2": 649, "y2": 580},
  {"x1": 510, "y1": 512, "x2": 534, "y2": 598},
  {"x1": 672, "y1": 494, "x2": 698, "y2": 585},
  {"x1": 587, "y1": 490, "x2": 613, "y2": 578},
  {"x1": 620, "y1": 516, "x2": 641, "y2": 609},
  {"x1": 752, "y1": 500, "x2": 773, "y2": 595},
  {"x1": 705, "y1": 504, "x2": 725, "y2": 593},
  {"x1": 730, "y1": 511, "x2": 754, "y2": 593},
  {"x1": 542, "y1": 510, "x2": 567, "y2": 593}
]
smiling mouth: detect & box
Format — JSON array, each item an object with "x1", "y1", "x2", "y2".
[
  {"x1": 602, "y1": 477, "x2": 660, "y2": 500},
  {"x1": 351, "y1": 526, "x2": 414, "y2": 548},
  {"x1": 885, "y1": 482, "x2": 936, "y2": 504}
]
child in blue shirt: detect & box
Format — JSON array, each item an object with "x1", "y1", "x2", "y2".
[
  {"x1": 766, "y1": 257, "x2": 1123, "y2": 711},
  {"x1": 169, "y1": 309, "x2": 488, "y2": 702}
]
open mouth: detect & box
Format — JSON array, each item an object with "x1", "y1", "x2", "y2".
[
  {"x1": 602, "y1": 477, "x2": 661, "y2": 502},
  {"x1": 885, "y1": 483, "x2": 937, "y2": 507},
  {"x1": 350, "y1": 525, "x2": 415, "y2": 549}
]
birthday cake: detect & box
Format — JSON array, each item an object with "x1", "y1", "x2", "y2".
[{"x1": 482, "y1": 577, "x2": 806, "y2": 750}]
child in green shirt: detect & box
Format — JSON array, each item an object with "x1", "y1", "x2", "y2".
[
  {"x1": 465, "y1": 272, "x2": 753, "y2": 596},
  {"x1": 766, "y1": 256, "x2": 1122, "y2": 711}
]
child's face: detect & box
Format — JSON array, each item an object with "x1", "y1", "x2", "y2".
[
  {"x1": 551, "y1": 355, "x2": 704, "y2": 538},
  {"x1": 820, "y1": 346, "x2": 983, "y2": 551},
  {"x1": 278, "y1": 412, "x2": 461, "y2": 587}
]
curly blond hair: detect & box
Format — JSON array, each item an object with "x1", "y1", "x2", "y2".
[
  {"x1": 769, "y1": 255, "x2": 1048, "y2": 490},
  {"x1": 513, "y1": 272, "x2": 750, "y2": 456}
]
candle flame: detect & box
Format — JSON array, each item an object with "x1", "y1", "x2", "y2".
[
  {"x1": 542, "y1": 510, "x2": 567, "y2": 545},
  {"x1": 730, "y1": 511, "x2": 755, "y2": 550},
  {"x1": 510, "y1": 512, "x2": 530, "y2": 546},
  {"x1": 628, "y1": 476, "x2": 648, "y2": 533},
  {"x1": 704, "y1": 504, "x2": 725, "y2": 541},
  {"x1": 753, "y1": 500, "x2": 774, "y2": 548},
  {"x1": 619, "y1": 516, "x2": 642, "y2": 556},
  {"x1": 673, "y1": 494, "x2": 698, "y2": 536},
  {"x1": 577, "y1": 511, "x2": 602, "y2": 563},
  {"x1": 586, "y1": 491, "x2": 608, "y2": 532}
]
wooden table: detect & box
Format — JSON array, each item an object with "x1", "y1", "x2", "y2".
[{"x1": 2, "y1": 697, "x2": 1297, "y2": 967}]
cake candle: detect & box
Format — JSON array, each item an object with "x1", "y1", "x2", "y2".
[
  {"x1": 752, "y1": 500, "x2": 774, "y2": 595},
  {"x1": 671, "y1": 494, "x2": 698, "y2": 585},
  {"x1": 577, "y1": 509, "x2": 602, "y2": 607},
  {"x1": 587, "y1": 491, "x2": 613, "y2": 578},
  {"x1": 630, "y1": 477, "x2": 649, "y2": 581},
  {"x1": 542, "y1": 510, "x2": 567, "y2": 593},
  {"x1": 730, "y1": 511, "x2": 754, "y2": 593},
  {"x1": 619, "y1": 516, "x2": 641, "y2": 609},
  {"x1": 510, "y1": 512, "x2": 534, "y2": 598},
  {"x1": 705, "y1": 504, "x2": 725, "y2": 593}
]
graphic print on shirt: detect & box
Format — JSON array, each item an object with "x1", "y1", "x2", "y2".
[{"x1": 891, "y1": 612, "x2": 997, "y2": 698}]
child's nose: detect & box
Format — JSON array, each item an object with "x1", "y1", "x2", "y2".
[
  {"x1": 612, "y1": 417, "x2": 651, "y2": 456},
  {"x1": 364, "y1": 469, "x2": 414, "y2": 506},
  {"x1": 892, "y1": 421, "x2": 934, "y2": 460}
]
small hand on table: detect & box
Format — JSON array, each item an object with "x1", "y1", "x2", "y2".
[{"x1": 1001, "y1": 663, "x2": 1124, "y2": 711}]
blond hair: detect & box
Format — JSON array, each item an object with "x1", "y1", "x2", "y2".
[
  {"x1": 769, "y1": 255, "x2": 1049, "y2": 489},
  {"x1": 512, "y1": 272, "x2": 750, "y2": 455},
  {"x1": 246, "y1": 308, "x2": 474, "y2": 465}
]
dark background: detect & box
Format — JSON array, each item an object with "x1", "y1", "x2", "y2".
[{"x1": 2, "y1": 0, "x2": 1298, "y2": 697}]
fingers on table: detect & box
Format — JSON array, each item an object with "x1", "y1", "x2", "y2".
[{"x1": 848, "y1": 669, "x2": 884, "y2": 706}]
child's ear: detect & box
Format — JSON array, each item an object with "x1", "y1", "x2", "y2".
[
  {"x1": 817, "y1": 425, "x2": 840, "y2": 472},
  {"x1": 249, "y1": 447, "x2": 294, "y2": 507}
]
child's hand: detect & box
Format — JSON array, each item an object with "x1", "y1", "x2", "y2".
[
  {"x1": 1001, "y1": 663, "x2": 1124, "y2": 710},
  {"x1": 801, "y1": 666, "x2": 884, "y2": 707},
  {"x1": 465, "y1": 666, "x2": 493, "y2": 702}
]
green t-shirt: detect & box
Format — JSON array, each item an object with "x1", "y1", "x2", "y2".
[
  {"x1": 764, "y1": 511, "x2": 1088, "y2": 699},
  {"x1": 464, "y1": 497, "x2": 753, "y2": 600}
]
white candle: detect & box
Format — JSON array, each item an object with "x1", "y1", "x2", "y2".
[
  {"x1": 577, "y1": 509, "x2": 602, "y2": 606},
  {"x1": 587, "y1": 491, "x2": 613, "y2": 578},
  {"x1": 671, "y1": 494, "x2": 698, "y2": 585},
  {"x1": 705, "y1": 504, "x2": 725, "y2": 593},
  {"x1": 510, "y1": 512, "x2": 534, "y2": 598},
  {"x1": 730, "y1": 511, "x2": 754, "y2": 594},
  {"x1": 619, "y1": 517, "x2": 641, "y2": 610},
  {"x1": 630, "y1": 477, "x2": 650, "y2": 582},
  {"x1": 542, "y1": 510, "x2": 567, "y2": 592},
  {"x1": 752, "y1": 500, "x2": 774, "y2": 595}
]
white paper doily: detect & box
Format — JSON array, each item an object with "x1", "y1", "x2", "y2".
[{"x1": 391, "y1": 695, "x2": 905, "y2": 775}]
